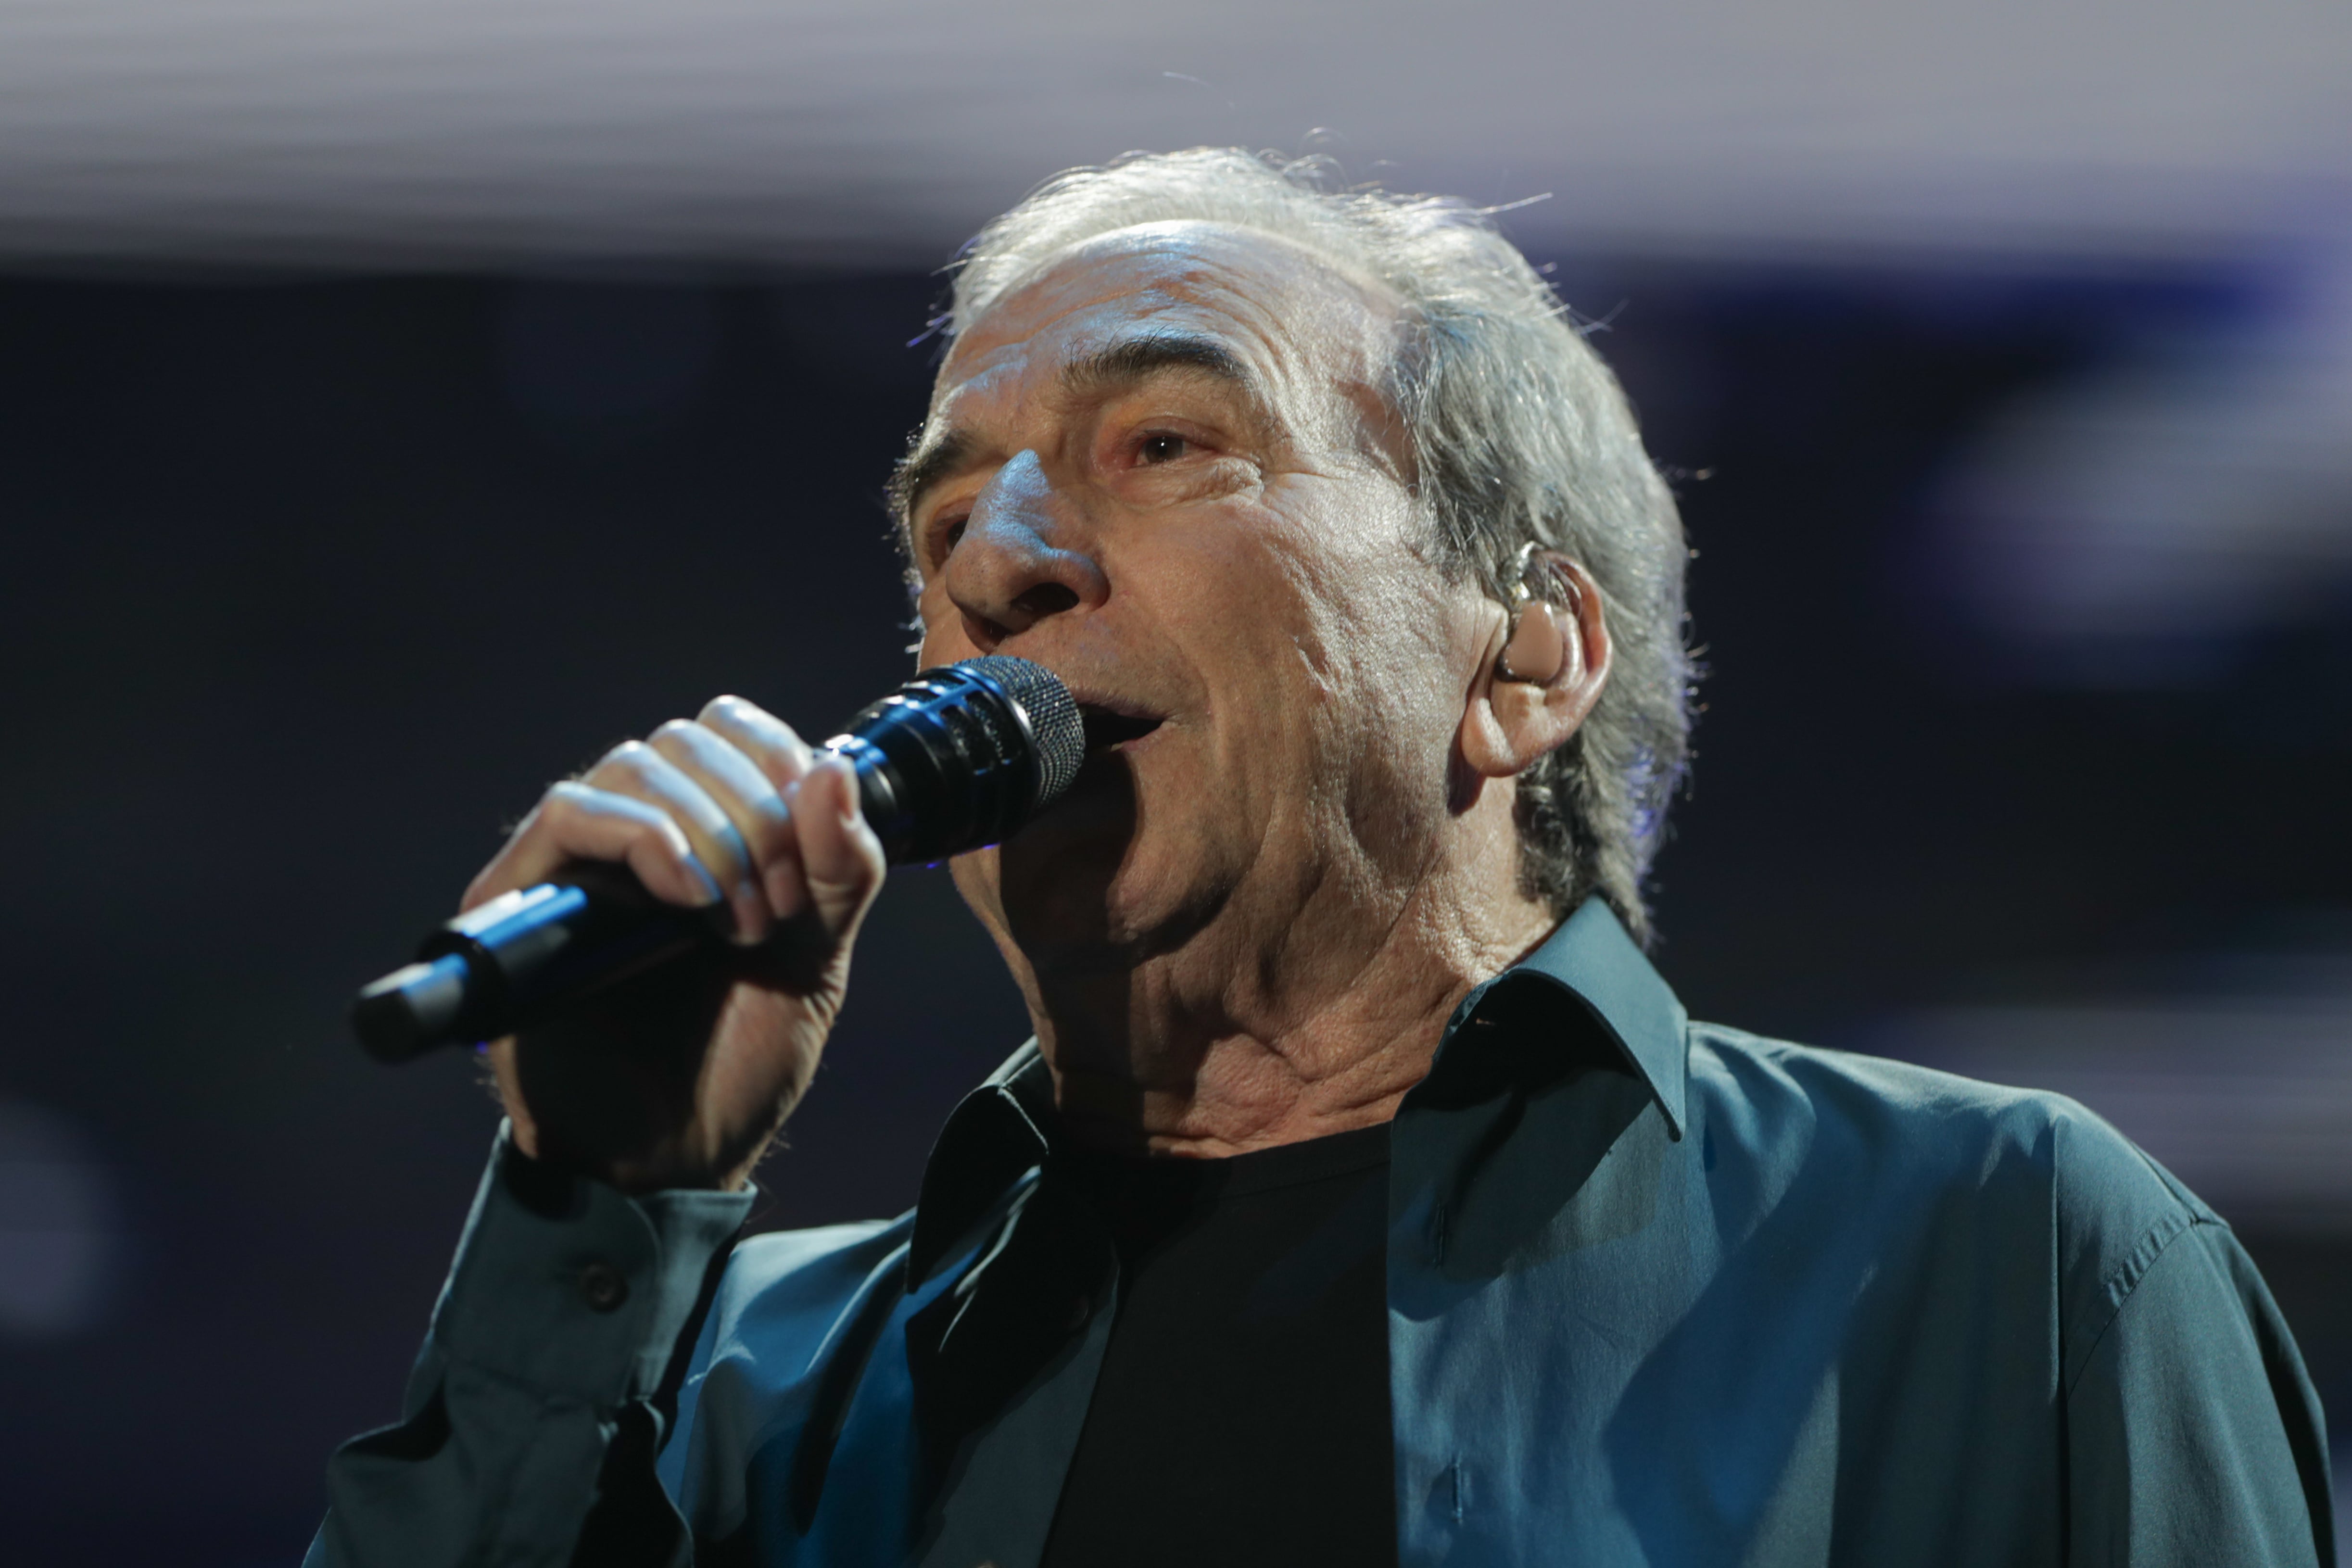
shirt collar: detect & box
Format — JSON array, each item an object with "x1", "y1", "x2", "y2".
[
  {"x1": 907, "y1": 897, "x2": 1690, "y2": 1282},
  {"x1": 1445, "y1": 897, "x2": 1690, "y2": 1140},
  {"x1": 909, "y1": 1040, "x2": 1056, "y2": 1284}
]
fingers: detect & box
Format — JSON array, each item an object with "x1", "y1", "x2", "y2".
[
  {"x1": 690, "y1": 697, "x2": 881, "y2": 938},
  {"x1": 645, "y1": 719, "x2": 798, "y2": 940},
  {"x1": 788, "y1": 754, "x2": 888, "y2": 942},
  {"x1": 698, "y1": 695, "x2": 816, "y2": 796},
  {"x1": 582, "y1": 741, "x2": 772, "y2": 940},
  {"x1": 696, "y1": 697, "x2": 817, "y2": 917},
  {"x1": 463, "y1": 780, "x2": 722, "y2": 915},
  {"x1": 461, "y1": 696, "x2": 883, "y2": 950}
]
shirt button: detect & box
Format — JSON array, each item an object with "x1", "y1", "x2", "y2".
[
  {"x1": 1065, "y1": 1296, "x2": 1093, "y2": 1331},
  {"x1": 576, "y1": 1262, "x2": 629, "y2": 1313}
]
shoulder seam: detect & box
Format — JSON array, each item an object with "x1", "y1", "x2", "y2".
[{"x1": 2061, "y1": 1209, "x2": 2214, "y2": 1402}]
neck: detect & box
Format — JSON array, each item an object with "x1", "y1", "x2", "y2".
[{"x1": 1027, "y1": 822, "x2": 1555, "y2": 1159}]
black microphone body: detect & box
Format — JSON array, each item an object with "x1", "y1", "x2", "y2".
[{"x1": 351, "y1": 657, "x2": 1082, "y2": 1062}]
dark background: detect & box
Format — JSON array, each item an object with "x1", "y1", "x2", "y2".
[{"x1": 3, "y1": 260, "x2": 2347, "y2": 1559}]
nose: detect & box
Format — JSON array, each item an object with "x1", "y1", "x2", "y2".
[{"x1": 942, "y1": 450, "x2": 1109, "y2": 649}]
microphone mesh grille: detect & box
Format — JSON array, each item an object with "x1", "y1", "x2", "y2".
[{"x1": 958, "y1": 656, "x2": 1084, "y2": 809}]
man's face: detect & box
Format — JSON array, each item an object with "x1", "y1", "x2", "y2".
[{"x1": 902, "y1": 222, "x2": 1495, "y2": 1001}]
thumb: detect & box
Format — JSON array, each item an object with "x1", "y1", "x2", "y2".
[{"x1": 791, "y1": 755, "x2": 887, "y2": 943}]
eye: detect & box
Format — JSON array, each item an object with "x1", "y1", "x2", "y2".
[
  {"x1": 1136, "y1": 431, "x2": 1191, "y2": 465},
  {"x1": 930, "y1": 516, "x2": 967, "y2": 565}
]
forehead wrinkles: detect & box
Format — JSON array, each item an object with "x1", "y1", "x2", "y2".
[{"x1": 930, "y1": 228, "x2": 1398, "y2": 449}]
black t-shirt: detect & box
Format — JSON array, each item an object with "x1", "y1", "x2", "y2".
[{"x1": 1038, "y1": 1123, "x2": 1396, "y2": 1567}]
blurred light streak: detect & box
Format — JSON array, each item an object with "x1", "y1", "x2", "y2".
[
  {"x1": 1928, "y1": 236, "x2": 2352, "y2": 685},
  {"x1": 1860, "y1": 979, "x2": 2352, "y2": 1233},
  {"x1": 0, "y1": 0, "x2": 2344, "y2": 269}
]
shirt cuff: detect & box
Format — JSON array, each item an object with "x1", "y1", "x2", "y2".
[{"x1": 429, "y1": 1122, "x2": 757, "y2": 1408}]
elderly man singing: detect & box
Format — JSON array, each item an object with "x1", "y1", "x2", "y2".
[{"x1": 310, "y1": 151, "x2": 2331, "y2": 1567}]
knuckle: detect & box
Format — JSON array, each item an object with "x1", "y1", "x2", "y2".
[
  {"x1": 540, "y1": 780, "x2": 593, "y2": 817},
  {"x1": 547, "y1": 779, "x2": 617, "y2": 816},
  {"x1": 720, "y1": 697, "x2": 805, "y2": 750},
  {"x1": 596, "y1": 742, "x2": 663, "y2": 787},
  {"x1": 697, "y1": 694, "x2": 751, "y2": 724},
  {"x1": 649, "y1": 718, "x2": 703, "y2": 748},
  {"x1": 546, "y1": 780, "x2": 657, "y2": 834}
]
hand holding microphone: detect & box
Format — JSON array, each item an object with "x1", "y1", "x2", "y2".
[{"x1": 354, "y1": 658, "x2": 1080, "y2": 1194}]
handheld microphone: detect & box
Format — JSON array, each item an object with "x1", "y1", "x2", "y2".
[{"x1": 350, "y1": 657, "x2": 1083, "y2": 1063}]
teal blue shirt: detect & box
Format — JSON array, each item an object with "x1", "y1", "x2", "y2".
[{"x1": 311, "y1": 899, "x2": 2335, "y2": 1566}]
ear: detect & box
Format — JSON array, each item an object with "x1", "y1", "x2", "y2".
[{"x1": 1459, "y1": 553, "x2": 1612, "y2": 780}]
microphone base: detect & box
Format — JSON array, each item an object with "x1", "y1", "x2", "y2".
[{"x1": 350, "y1": 866, "x2": 720, "y2": 1061}]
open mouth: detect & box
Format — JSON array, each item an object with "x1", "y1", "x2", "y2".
[{"x1": 1078, "y1": 704, "x2": 1164, "y2": 755}]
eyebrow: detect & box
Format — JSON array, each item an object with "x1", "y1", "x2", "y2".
[
  {"x1": 888, "y1": 427, "x2": 977, "y2": 531},
  {"x1": 1063, "y1": 331, "x2": 1254, "y2": 402},
  {"x1": 889, "y1": 330, "x2": 1263, "y2": 530}
]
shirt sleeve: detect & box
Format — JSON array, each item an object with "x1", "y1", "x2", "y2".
[
  {"x1": 2064, "y1": 1215, "x2": 2336, "y2": 1568},
  {"x1": 304, "y1": 1124, "x2": 756, "y2": 1568}
]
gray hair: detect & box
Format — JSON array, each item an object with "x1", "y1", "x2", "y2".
[{"x1": 931, "y1": 148, "x2": 1694, "y2": 947}]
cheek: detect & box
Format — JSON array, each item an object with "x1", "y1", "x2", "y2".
[
  {"x1": 1149, "y1": 494, "x2": 1465, "y2": 816},
  {"x1": 1177, "y1": 490, "x2": 1458, "y2": 711},
  {"x1": 1142, "y1": 534, "x2": 1327, "y2": 755},
  {"x1": 1245, "y1": 522, "x2": 1484, "y2": 814},
  {"x1": 1153, "y1": 495, "x2": 1343, "y2": 648},
  {"x1": 914, "y1": 582, "x2": 975, "y2": 665}
]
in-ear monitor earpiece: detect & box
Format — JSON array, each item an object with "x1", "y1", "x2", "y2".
[{"x1": 1496, "y1": 543, "x2": 1570, "y2": 685}]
